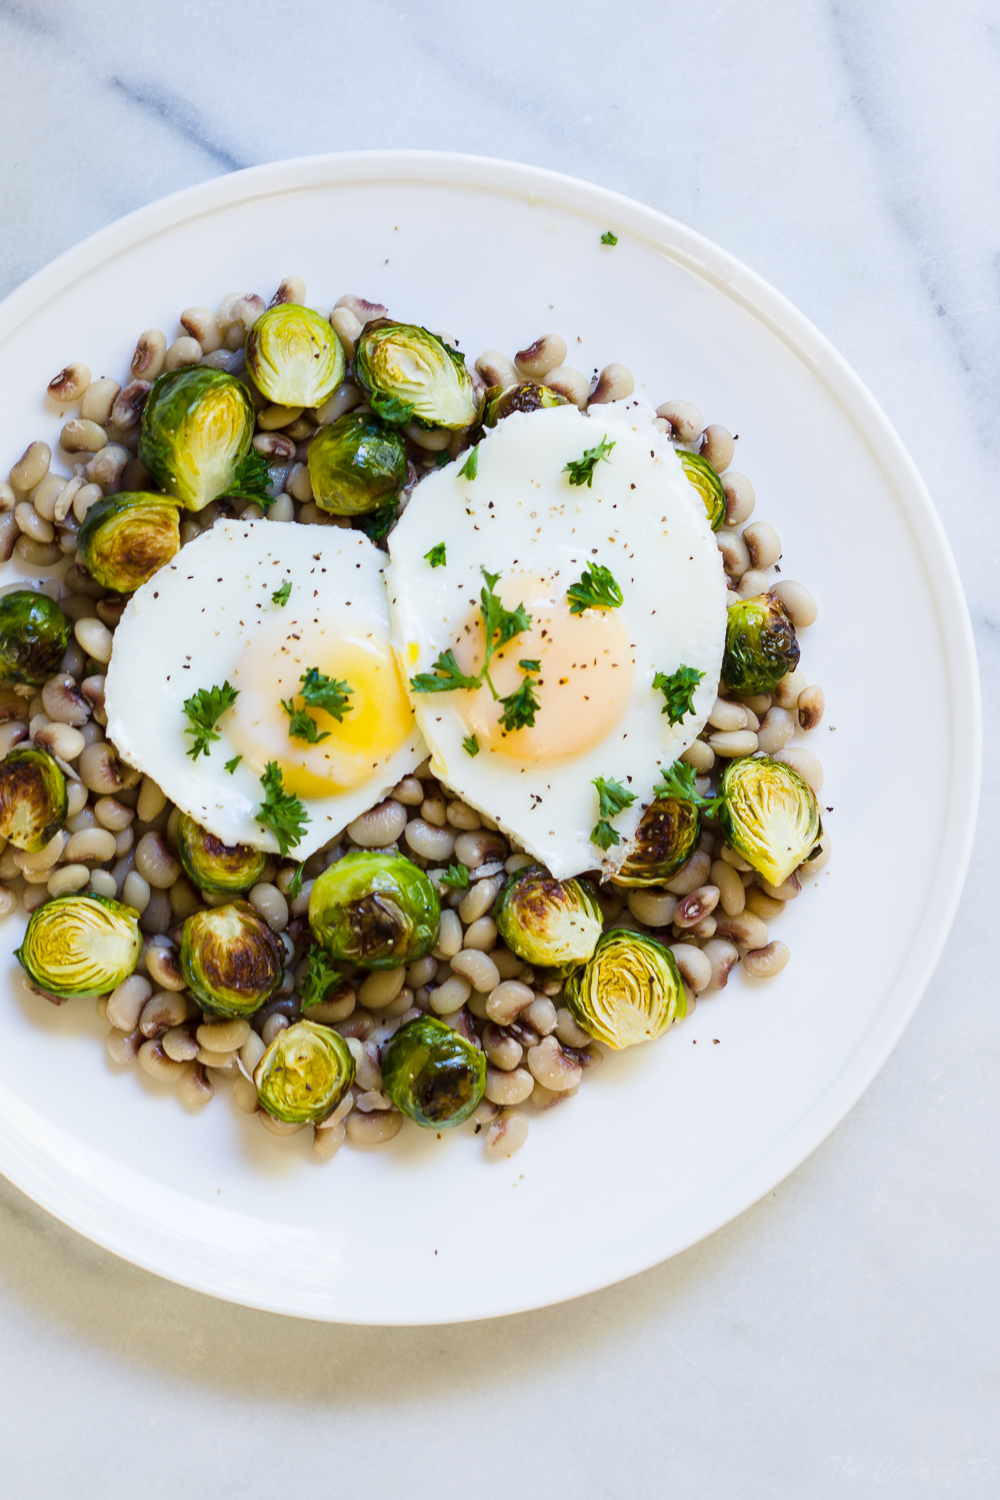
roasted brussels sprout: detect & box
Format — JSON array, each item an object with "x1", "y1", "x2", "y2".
[
  {"x1": 678, "y1": 450, "x2": 727, "y2": 531},
  {"x1": 614, "y1": 797, "x2": 701, "y2": 887},
  {"x1": 382, "y1": 1014, "x2": 486, "y2": 1128},
  {"x1": 139, "y1": 366, "x2": 255, "y2": 511},
  {"x1": 719, "y1": 755, "x2": 821, "y2": 886},
  {"x1": 721, "y1": 592, "x2": 800, "y2": 695},
  {"x1": 16, "y1": 893, "x2": 141, "y2": 999},
  {"x1": 0, "y1": 746, "x2": 67, "y2": 852},
  {"x1": 482, "y1": 380, "x2": 565, "y2": 427},
  {"x1": 245, "y1": 303, "x2": 345, "y2": 409},
  {"x1": 0, "y1": 589, "x2": 71, "y2": 686},
  {"x1": 307, "y1": 412, "x2": 408, "y2": 516},
  {"x1": 565, "y1": 928, "x2": 686, "y2": 1050},
  {"x1": 254, "y1": 1019, "x2": 355, "y2": 1124},
  {"x1": 77, "y1": 491, "x2": 181, "y2": 593},
  {"x1": 180, "y1": 900, "x2": 284, "y2": 1017},
  {"x1": 494, "y1": 865, "x2": 603, "y2": 970},
  {"x1": 175, "y1": 812, "x2": 267, "y2": 894},
  {"x1": 308, "y1": 850, "x2": 440, "y2": 970},
  {"x1": 354, "y1": 320, "x2": 480, "y2": 430}
]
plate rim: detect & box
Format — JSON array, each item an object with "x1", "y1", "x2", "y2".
[{"x1": 0, "y1": 150, "x2": 982, "y2": 1324}]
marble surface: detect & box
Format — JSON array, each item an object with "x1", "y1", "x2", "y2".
[{"x1": 0, "y1": 0, "x2": 997, "y2": 1493}]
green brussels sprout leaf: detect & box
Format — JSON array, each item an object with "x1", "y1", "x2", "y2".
[
  {"x1": 678, "y1": 449, "x2": 727, "y2": 531},
  {"x1": 482, "y1": 381, "x2": 565, "y2": 427},
  {"x1": 354, "y1": 321, "x2": 480, "y2": 431}
]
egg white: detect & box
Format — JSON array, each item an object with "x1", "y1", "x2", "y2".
[
  {"x1": 105, "y1": 520, "x2": 426, "y2": 859},
  {"x1": 385, "y1": 400, "x2": 727, "y2": 879}
]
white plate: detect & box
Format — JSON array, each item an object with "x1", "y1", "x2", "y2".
[{"x1": 0, "y1": 152, "x2": 979, "y2": 1325}]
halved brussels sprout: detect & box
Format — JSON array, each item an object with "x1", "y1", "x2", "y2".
[
  {"x1": 354, "y1": 320, "x2": 480, "y2": 430},
  {"x1": 614, "y1": 797, "x2": 701, "y2": 888},
  {"x1": 678, "y1": 450, "x2": 727, "y2": 531},
  {"x1": 565, "y1": 928, "x2": 686, "y2": 1050},
  {"x1": 722, "y1": 592, "x2": 800, "y2": 695},
  {"x1": 175, "y1": 812, "x2": 267, "y2": 894},
  {"x1": 77, "y1": 491, "x2": 181, "y2": 593},
  {"x1": 308, "y1": 851, "x2": 440, "y2": 970},
  {"x1": 719, "y1": 755, "x2": 821, "y2": 886},
  {"x1": 382, "y1": 1014, "x2": 486, "y2": 1128},
  {"x1": 482, "y1": 381, "x2": 565, "y2": 427},
  {"x1": 494, "y1": 865, "x2": 603, "y2": 970},
  {"x1": 180, "y1": 900, "x2": 284, "y2": 1017},
  {"x1": 245, "y1": 304, "x2": 345, "y2": 409},
  {"x1": 139, "y1": 366, "x2": 255, "y2": 512},
  {"x1": 0, "y1": 589, "x2": 71, "y2": 686},
  {"x1": 254, "y1": 1019, "x2": 355, "y2": 1124},
  {"x1": 16, "y1": 893, "x2": 141, "y2": 999},
  {"x1": 0, "y1": 746, "x2": 67, "y2": 852},
  {"x1": 307, "y1": 412, "x2": 408, "y2": 516}
]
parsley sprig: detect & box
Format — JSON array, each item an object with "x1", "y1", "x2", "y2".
[
  {"x1": 281, "y1": 699, "x2": 330, "y2": 744},
  {"x1": 652, "y1": 664, "x2": 704, "y2": 725},
  {"x1": 564, "y1": 436, "x2": 615, "y2": 488},
  {"x1": 272, "y1": 580, "x2": 292, "y2": 606},
  {"x1": 600, "y1": 230, "x2": 618, "y2": 246},
  {"x1": 499, "y1": 659, "x2": 541, "y2": 732},
  {"x1": 424, "y1": 542, "x2": 447, "y2": 568},
  {"x1": 299, "y1": 668, "x2": 352, "y2": 722},
  {"x1": 256, "y1": 761, "x2": 310, "y2": 856},
  {"x1": 654, "y1": 759, "x2": 723, "y2": 815},
  {"x1": 299, "y1": 947, "x2": 342, "y2": 1010},
  {"x1": 459, "y1": 446, "x2": 479, "y2": 480},
  {"x1": 224, "y1": 450, "x2": 273, "y2": 507},
  {"x1": 440, "y1": 863, "x2": 470, "y2": 890},
  {"x1": 410, "y1": 568, "x2": 532, "y2": 707},
  {"x1": 183, "y1": 681, "x2": 239, "y2": 761},
  {"x1": 462, "y1": 734, "x2": 480, "y2": 757},
  {"x1": 590, "y1": 775, "x2": 637, "y2": 851},
  {"x1": 566, "y1": 563, "x2": 623, "y2": 615}
]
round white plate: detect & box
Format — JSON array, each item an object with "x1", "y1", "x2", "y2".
[{"x1": 0, "y1": 152, "x2": 979, "y2": 1324}]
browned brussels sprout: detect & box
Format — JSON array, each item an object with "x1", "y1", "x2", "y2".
[
  {"x1": 614, "y1": 797, "x2": 701, "y2": 887},
  {"x1": 308, "y1": 850, "x2": 440, "y2": 970},
  {"x1": 354, "y1": 320, "x2": 480, "y2": 430},
  {"x1": 482, "y1": 381, "x2": 565, "y2": 427},
  {"x1": 493, "y1": 865, "x2": 602, "y2": 969},
  {"x1": 16, "y1": 893, "x2": 141, "y2": 999},
  {"x1": 381, "y1": 1014, "x2": 486, "y2": 1127},
  {"x1": 179, "y1": 900, "x2": 284, "y2": 1017},
  {"x1": 77, "y1": 492, "x2": 181, "y2": 593},
  {"x1": 0, "y1": 745, "x2": 67, "y2": 851},
  {"x1": 175, "y1": 812, "x2": 266, "y2": 894},
  {"x1": 0, "y1": 590, "x2": 71, "y2": 686},
  {"x1": 721, "y1": 592, "x2": 800, "y2": 696},
  {"x1": 255, "y1": 1020, "x2": 355, "y2": 1124},
  {"x1": 307, "y1": 412, "x2": 408, "y2": 516}
]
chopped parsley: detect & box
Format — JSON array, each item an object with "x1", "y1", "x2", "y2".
[
  {"x1": 256, "y1": 761, "x2": 309, "y2": 856},
  {"x1": 654, "y1": 759, "x2": 723, "y2": 815},
  {"x1": 652, "y1": 664, "x2": 704, "y2": 725},
  {"x1": 355, "y1": 500, "x2": 398, "y2": 541},
  {"x1": 299, "y1": 946, "x2": 342, "y2": 1010},
  {"x1": 499, "y1": 659, "x2": 541, "y2": 732},
  {"x1": 462, "y1": 733, "x2": 480, "y2": 757},
  {"x1": 281, "y1": 699, "x2": 330, "y2": 744},
  {"x1": 564, "y1": 436, "x2": 615, "y2": 488},
  {"x1": 590, "y1": 775, "x2": 637, "y2": 850},
  {"x1": 566, "y1": 563, "x2": 623, "y2": 615},
  {"x1": 224, "y1": 754, "x2": 242, "y2": 774},
  {"x1": 183, "y1": 681, "x2": 239, "y2": 761},
  {"x1": 271, "y1": 580, "x2": 292, "y2": 606},
  {"x1": 299, "y1": 667, "x2": 352, "y2": 722},
  {"x1": 600, "y1": 230, "x2": 618, "y2": 246},
  {"x1": 459, "y1": 446, "x2": 479, "y2": 480},
  {"x1": 224, "y1": 449, "x2": 273, "y2": 506},
  {"x1": 287, "y1": 864, "x2": 303, "y2": 899},
  {"x1": 441, "y1": 862, "x2": 470, "y2": 890},
  {"x1": 410, "y1": 568, "x2": 533, "y2": 707},
  {"x1": 424, "y1": 542, "x2": 448, "y2": 568}
]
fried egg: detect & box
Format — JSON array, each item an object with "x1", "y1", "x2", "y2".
[
  {"x1": 386, "y1": 400, "x2": 727, "y2": 879},
  {"x1": 105, "y1": 521, "x2": 425, "y2": 859}
]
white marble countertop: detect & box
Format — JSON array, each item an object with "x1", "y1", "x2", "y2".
[{"x1": 0, "y1": 0, "x2": 997, "y2": 1494}]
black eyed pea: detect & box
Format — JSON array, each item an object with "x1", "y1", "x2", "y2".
[
  {"x1": 555, "y1": 1007, "x2": 592, "y2": 1049},
  {"x1": 454, "y1": 830, "x2": 508, "y2": 868},
  {"x1": 47, "y1": 864, "x2": 90, "y2": 897},
  {"x1": 344, "y1": 1109, "x2": 404, "y2": 1146},
  {"x1": 737, "y1": 568, "x2": 771, "y2": 599},
  {"x1": 451, "y1": 948, "x2": 500, "y2": 995},
  {"x1": 743, "y1": 941, "x2": 791, "y2": 979},
  {"x1": 710, "y1": 859, "x2": 746, "y2": 917},
  {"x1": 514, "y1": 333, "x2": 567, "y2": 380},
  {"x1": 48, "y1": 363, "x2": 92, "y2": 404},
  {"x1": 491, "y1": 946, "x2": 524, "y2": 981},
  {"x1": 14, "y1": 535, "x2": 60, "y2": 567},
  {"x1": 313, "y1": 1121, "x2": 346, "y2": 1159},
  {"x1": 420, "y1": 793, "x2": 447, "y2": 827},
  {"x1": 197, "y1": 1018, "x2": 251, "y2": 1053},
  {"x1": 22, "y1": 885, "x2": 50, "y2": 913},
  {"x1": 665, "y1": 850, "x2": 712, "y2": 896},
  {"x1": 680, "y1": 738, "x2": 715, "y2": 774},
  {"x1": 135, "y1": 832, "x2": 181, "y2": 889},
  {"x1": 33, "y1": 721, "x2": 85, "y2": 761},
  {"x1": 60, "y1": 419, "x2": 107, "y2": 455},
  {"x1": 670, "y1": 943, "x2": 712, "y2": 993},
  {"x1": 15, "y1": 504, "x2": 54, "y2": 544},
  {"x1": 672, "y1": 885, "x2": 720, "y2": 930},
  {"x1": 757, "y1": 872, "x2": 801, "y2": 902},
  {"x1": 655, "y1": 400, "x2": 704, "y2": 443},
  {"x1": 462, "y1": 915, "x2": 497, "y2": 952},
  {"x1": 544, "y1": 366, "x2": 590, "y2": 409},
  {"x1": 475, "y1": 349, "x2": 519, "y2": 389},
  {"x1": 774, "y1": 667, "x2": 807, "y2": 710},
  {"x1": 527, "y1": 1035, "x2": 582, "y2": 1093},
  {"x1": 699, "y1": 424, "x2": 735, "y2": 473},
  {"x1": 85, "y1": 443, "x2": 129, "y2": 490},
  {"x1": 180, "y1": 306, "x2": 222, "y2": 353},
  {"x1": 73, "y1": 618, "x2": 113, "y2": 666},
  {"x1": 110, "y1": 379, "x2": 152, "y2": 431},
  {"x1": 404, "y1": 817, "x2": 455, "y2": 862},
  {"x1": 797, "y1": 685, "x2": 825, "y2": 731},
  {"x1": 432, "y1": 908, "x2": 463, "y2": 959},
  {"x1": 0, "y1": 480, "x2": 13, "y2": 511},
  {"x1": 107, "y1": 974, "x2": 153, "y2": 1032},
  {"x1": 0, "y1": 721, "x2": 27, "y2": 758},
  {"x1": 330, "y1": 307, "x2": 362, "y2": 358},
  {"x1": 744, "y1": 887, "x2": 785, "y2": 920},
  {"x1": 131, "y1": 331, "x2": 167, "y2": 380},
  {"x1": 64, "y1": 827, "x2": 117, "y2": 864},
  {"x1": 458, "y1": 877, "x2": 499, "y2": 925},
  {"x1": 756, "y1": 705, "x2": 795, "y2": 755},
  {"x1": 140, "y1": 990, "x2": 189, "y2": 1039},
  {"x1": 485, "y1": 978, "x2": 534, "y2": 1026},
  {"x1": 445, "y1": 799, "x2": 481, "y2": 831},
  {"x1": 802, "y1": 832, "x2": 832, "y2": 877},
  {"x1": 164, "y1": 336, "x2": 203, "y2": 371},
  {"x1": 483, "y1": 1023, "x2": 523, "y2": 1071},
  {"x1": 775, "y1": 745, "x2": 824, "y2": 794},
  {"x1": 114, "y1": 827, "x2": 133, "y2": 860},
  {"x1": 9, "y1": 437, "x2": 51, "y2": 490},
  {"x1": 248, "y1": 881, "x2": 288, "y2": 931},
  {"x1": 485, "y1": 1065, "x2": 534, "y2": 1106},
  {"x1": 346, "y1": 798, "x2": 408, "y2": 847},
  {"x1": 406, "y1": 954, "x2": 438, "y2": 989},
  {"x1": 314, "y1": 381, "x2": 365, "y2": 426},
  {"x1": 358, "y1": 967, "x2": 406, "y2": 1010},
  {"x1": 590, "y1": 362, "x2": 634, "y2": 404},
  {"x1": 162, "y1": 1027, "x2": 200, "y2": 1063},
  {"x1": 106, "y1": 1026, "x2": 142, "y2": 1065},
  {"x1": 772, "y1": 579, "x2": 817, "y2": 628},
  {"x1": 138, "y1": 1039, "x2": 187, "y2": 1083},
  {"x1": 93, "y1": 796, "x2": 134, "y2": 833},
  {"x1": 524, "y1": 997, "x2": 558, "y2": 1035},
  {"x1": 144, "y1": 940, "x2": 186, "y2": 991},
  {"x1": 258, "y1": 1110, "x2": 304, "y2": 1137},
  {"x1": 716, "y1": 530, "x2": 751, "y2": 580},
  {"x1": 122, "y1": 871, "x2": 151, "y2": 914},
  {"x1": 742, "y1": 521, "x2": 782, "y2": 570},
  {"x1": 177, "y1": 1061, "x2": 214, "y2": 1108},
  {"x1": 722, "y1": 471, "x2": 755, "y2": 526},
  {"x1": 719, "y1": 844, "x2": 753, "y2": 872},
  {"x1": 703, "y1": 937, "x2": 740, "y2": 989},
  {"x1": 199, "y1": 1048, "x2": 238, "y2": 1075},
  {"x1": 626, "y1": 888, "x2": 677, "y2": 928},
  {"x1": 714, "y1": 911, "x2": 769, "y2": 950},
  {"x1": 485, "y1": 1108, "x2": 529, "y2": 1157},
  {"x1": 391, "y1": 776, "x2": 424, "y2": 806},
  {"x1": 81, "y1": 377, "x2": 121, "y2": 425},
  {"x1": 708, "y1": 697, "x2": 748, "y2": 732}
]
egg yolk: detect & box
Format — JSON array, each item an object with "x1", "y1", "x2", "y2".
[
  {"x1": 447, "y1": 572, "x2": 634, "y2": 762},
  {"x1": 226, "y1": 615, "x2": 416, "y2": 797}
]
